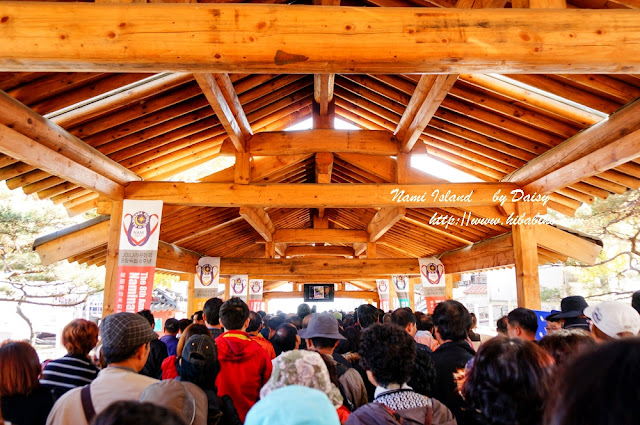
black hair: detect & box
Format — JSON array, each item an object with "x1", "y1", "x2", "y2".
[
  {"x1": 271, "y1": 323, "x2": 298, "y2": 355},
  {"x1": 203, "y1": 297, "x2": 223, "y2": 326},
  {"x1": 102, "y1": 343, "x2": 146, "y2": 365},
  {"x1": 310, "y1": 336, "x2": 338, "y2": 350},
  {"x1": 508, "y1": 307, "x2": 538, "y2": 334},
  {"x1": 462, "y1": 337, "x2": 554, "y2": 425},
  {"x1": 538, "y1": 328, "x2": 596, "y2": 368},
  {"x1": 177, "y1": 319, "x2": 192, "y2": 333},
  {"x1": 192, "y1": 310, "x2": 203, "y2": 321},
  {"x1": 544, "y1": 337, "x2": 640, "y2": 425},
  {"x1": 164, "y1": 318, "x2": 179, "y2": 334},
  {"x1": 356, "y1": 304, "x2": 379, "y2": 329},
  {"x1": 432, "y1": 300, "x2": 472, "y2": 341},
  {"x1": 391, "y1": 307, "x2": 416, "y2": 329},
  {"x1": 496, "y1": 316, "x2": 508, "y2": 335},
  {"x1": 359, "y1": 323, "x2": 416, "y2": 387},
  {"x1": 632, "y1": 291, "x2": 640, "y2": 315},
  {"x1": 297, "y1": 303, "x2": 311, "y2": 319},
  {"x1": 257, "y1": 310, "x2": 266, "y2": 318},
  {"x1": 286, "y1": 315, "x2": 303, "y2": 330},
  {"x1": 342, "y1": 314, "x2": 355, "y2": 328},
  {"x1": 416, "y1": 313, "x2": 434, "y2": 332},
  {"x1": 408, "y1": 348, "x2": 437, "y2": 398},
  {"x1": 93, "y1": 401, "x2": 187, "y2": 425},
  {"x1": 137, "y1": 310, "x2": 154, "y2": 327},
  {"x1": 268, "y1": 315, "x2": 285, "y2": 331},
  {"x1": 219, "y1": 297, "x2": 250, "y2": 331},
  {"x1": 247, "y1": 311, "x2": 262, "y2": 333}
]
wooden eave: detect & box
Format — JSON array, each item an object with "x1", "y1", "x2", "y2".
[{"x1": 3, "y1": 0, "x2": 637, "y2": 289}]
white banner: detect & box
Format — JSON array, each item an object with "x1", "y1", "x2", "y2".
[
  {"x1": 248, "y1": 279, "x2": 264, "y2": 311},
  {"x1": 418, "y1": 257, "x2": 446, "y2": 297},
  {"x1": 392, "y1": 275, "x2": 410, "y2": 308},
  {"x1": 376, "y1": 279, "x2": 390, "y2": 311},
  {"x1": 230, "y1": 274, "x2": 249, "y2": 302},
  {"x1": 195, "y1": 257, "x2": 220, "y2": 299}
]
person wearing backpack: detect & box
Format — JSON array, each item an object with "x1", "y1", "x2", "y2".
[{"x1": 345, "y1": 324, "x2": 456, "y2": 425}]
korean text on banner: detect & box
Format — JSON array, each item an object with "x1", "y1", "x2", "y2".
[
  {"x1": 115, "y1": 200, "x2": 163, "y2": 313},
  {"x1": 195, "y1": 257, "x2": 221, "y2": 299},
  {"x1": 248, "y1": 279, "x2": 264, "y2": 311},
  {"x1": 392, "y1": 275, "x2": 410, "y2": 308},
  {"x1": 230, "y1": 275, "x2": 249, "y2": 303},
  {"x1": 376, "y1": 279, "x2": 390, "y2": 312},
  {"x1": 419, "y1": 257, "x2": 446, "y2": 313}
]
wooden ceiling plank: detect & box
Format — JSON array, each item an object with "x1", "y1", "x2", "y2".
[
  {"x1": 249, "y1": 130, "x2": 398, "y2": 156},
  {"x1": 396, "y1": 74, "x2": 459, "y2": 153},
  {"x1": 194, "y1": 73, "x2": 253, "y2": 152},
  {"x1": 239, "y1": 206, "x2": 276, "y2": 242}
]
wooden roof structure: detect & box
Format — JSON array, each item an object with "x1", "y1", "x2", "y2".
[{"x1": 3, "y1": 0, "x2": 638, "y2": 313}]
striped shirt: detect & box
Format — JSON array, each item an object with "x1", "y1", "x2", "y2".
[{"x1": 40, "y1": 354, "x2": 99, "y2": 400}]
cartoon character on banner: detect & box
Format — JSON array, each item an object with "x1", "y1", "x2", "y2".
[
  {"x1": 196, "y1": 263, "x2": 219, "y2": 287},
  {"x1": 393, "y1": 275, "x2": 407, "y2": 291},
  {"x1": 122, "y1": 210, "x2": 159, "y2": 247},
  {"x1": 421, "y1": 262, "x2": 444, "y2": 285},
  {"x1": 232, "y1": 277, "x2": 247, "y2": 295},
  {"x1": 251, "y1": 280, "x2": 262, "y2": 294}
]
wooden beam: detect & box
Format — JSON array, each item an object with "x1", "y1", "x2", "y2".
[
  {"x1": 0, "y1": 90, "x2": 140, "y2": 186},
  {"x1": 264, "y1": 290, "x2": 379, "y2": 300},
  {"x1": 396, "y1": 75, "x2": 458, "y2": 153},
  {"x1": 234, "y1": 151, "x2": 251, "y2": 184},
  {"x1": 512, "y1": 202, "x2": 541, "y2": 309},
  {"x1": 219, "y1": 258, "x2": 419, "y2": 276},
  {"x1": 125, "y1": 182, "x2": 519, "y2": 208},
  {"x1": 534, "y1": 224, "x2": 601, "y2": 265},
  {"x1": 194, "y1": 73, "x2": 252, "y2": 152},
  {"x1": 367, "y1": 242, "x2": 377, "y2": 259},
  {"x1": 239, "y1": 206, "x2": 275, "y2": 242},
  {"x1": 367, "y1": 207, "x2": 406, "y2": 242},
  {"x1": 0, "y1": 124, "x2": 124, "y2": 200},
  {"x1": 35, "y1": 219, "x2": 110, "y2": 266},
  {"x1": 249, "y1": 130, "x2": 398, "y2": 156},
  {"x1": 285, "y1": 246, "x2": 355, "y2": 257},
  {"x1": 314, "y1": 74, "x2": 335, "y2": 117},
  {"x1": 353, "y1": 243, "x2": 367, "y2": 257},
  {"x1": 274, "y1": 229, "x2": 369, "y2": 244},
  {"x1": 440, "y1": 233, "x2": 515, "y2": 274},
  {"x1": 155, "y1": 241, "x2": 201, "y2": 274},
  {"x1": 2, "y1": 4, "x2": 640, "y2": 73},
  {"x1": 505, "y1": 98, "x2": 640, "y2": 192},
  {"x1": 103, "y1": 201, "x2": 123, "y2": 317}
]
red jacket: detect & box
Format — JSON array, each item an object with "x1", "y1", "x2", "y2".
[{"x1": 215, "y1": 330, "x2": 272, "y2": 422}]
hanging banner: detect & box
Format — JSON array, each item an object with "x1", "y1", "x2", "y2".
[
  {"x1": 115, "y1": 200, "x2": 163, "y2": 313},
  {"x1": 419, "y1": 257, "x2": 446, "y2": 313},
  {"x1": 392, "y1": 275, "x2": 410, "y2": 308},
  {"x1": 194, "y1": 257, "x2": 220, "y2": 299},
  {"x1": 376, "y1": 279, "x2": 390, "y2": 312},
  {"x1": 230, "y1": 274, "x2": 249, "y2": 303},
  {"x1": 248, "y1": 279, "x2": 264, "y2": 311}
]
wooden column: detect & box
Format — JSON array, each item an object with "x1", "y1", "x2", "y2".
[
  {"x1": 235, "y1": 151, "x2": 251, "y2": 184},
  {"x1": 445, "y1": 274, "x2": 454, "y2": 300},
  {"x1": 409, "y1": 277, "x2": 418, "y2": 311},
  {"x1": 367, "y1": 242, "x2": 376, "y2": 259},
  {"x1": 186, "y1": 273, "x2": 196, "y2": 318},
  {"x1": 265, "y1": 241, "x2": 275, "y2": 258},
  {"x1": 103, "y1": 200, "x2": 123, "y2": 317},
  {"x1": 396, "y1": 152, "x2": 411, "y2": 184},
  {"x1": 512, "y1": 202, "x2": 541, "y2": 309},
  {"x1": 224, "y1": 279, "x2": 231, "y2": 301}
]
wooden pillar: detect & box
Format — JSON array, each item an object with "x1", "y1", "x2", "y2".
[
  {"x1": 234, "y1": 151, "x2": 251, "y2": 184},
  {"x1": 445, "y1": 274, "x2": 455, "y2": 300},
  {"x1": 224, "y1": 278, "x2": 231, "y2": 301},
  {"x1": 186, "y1": 273, "x2": 196, "y2": 318},
  {"x1": 367, "y1": 242, "x2": 376, "y2": 259},
  {"x1": 408, "y1": 277, "x2": 418, "y2": 311},
  {"x1": 265, "y1": 241, "x2": 275, "y2": 258},
  {"x1": 512, "y1": 202, "x2": 541, "y2": 309},
  {"x1": 103, "y1": 200, "x2": 123, "y2": 317},
  {"x1": 312, "y1": 98, "x2": 335, "y2": 129},
  {"x1": 396, "y1": 152, "x2": 411, "y2": 184}
]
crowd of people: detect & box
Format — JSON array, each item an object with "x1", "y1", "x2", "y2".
[{"x1": 1, "y1": 292, "x2": 639, "y2": 425}]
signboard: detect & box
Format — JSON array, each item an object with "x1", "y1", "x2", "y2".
[
  {"x1": 248, "y1": 279, "x2": 264, "y2": 311},
  {"x1": 376, "y1": 279, "x2": 390, "y2": 312},
  {"x1": 230, "y1": 274, "x2": 249, "y2": 303},
  {"x1": 391, "y1": 275, "x2": 410, "y2": 308},
  {"x1": 195, "y1": 257, "x2": 220, "y2": 299},
  {"x1": 419, "y1": 257, "x2": 446, "y2": 313},
  {"x1": 115, "y1": 200, "x2": 163, "y2": 313}
]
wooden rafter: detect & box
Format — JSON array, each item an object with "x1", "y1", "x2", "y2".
[
  {"x1": 2, "y1": 4, "x2": 640, "y2": 73},
  {"x1": 367, "y1": 207, "x2": 406, "y2": 242},
  {"x1": 194, "y1": 73, "x2": 252, "y2": 152},
  {"x1": 239, "y1": 206, "x2": 276, "y2": 242}
]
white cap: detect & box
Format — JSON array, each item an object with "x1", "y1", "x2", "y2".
[{"x1": 584, "y1": 301, "x2": 640, "y2": 339}]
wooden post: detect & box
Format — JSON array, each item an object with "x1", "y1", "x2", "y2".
[
  {"x1": 367, "y1": 242, "x2": 376, "y2": 259},
  {"x1": 186, "y1": 273, "x2": 196, "y2": 318},
  {"x1": 234, "y1": 151, "x2": 251, "y2": 184},
  {"x1": 512, "y1": 202, "x2": 541, "y2": 309},
  {"x1": 224, "y1": 279, "x2": 231, "y2": 301},
  {"x1": 265, "y1": 241, "x2": 275, "y2": 258},
  {"x1": 102, "y1": 200, "x2": 123, "y2": 317},
  {"x1": 396, "y1": 152, "x2": 411, "y2": 184},
  {"x1": 408, "y1": 277, "x2": 417, "y2": 311},
  {"x1": 445, "y1": 274, "x2": 454, "y2": 300}
]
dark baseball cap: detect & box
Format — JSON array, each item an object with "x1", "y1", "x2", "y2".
[{"x1": 181, "y1": 335, "x2": 217, "y2": 366}]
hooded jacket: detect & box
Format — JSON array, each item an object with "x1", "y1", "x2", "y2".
[{"x1": 215, "y1": 330, "x2": 272, "y2": 422}]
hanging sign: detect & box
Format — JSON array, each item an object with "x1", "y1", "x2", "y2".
[
  {"x1": 419, "y1": 257, "x2": 446, "y2": 313},
  {"x1": 376, "y1": 279, "x2": 390, "y2": 312},
  {"x1": 230, "y1": 274, "x2": 249, "y2": 303},
  {"x1": 392, "y1": 275, "x2": 410, "y2": 308},
  {"x1": 248, "y1": 279, "x2": 264, "y2": 311},
  {"x1": 115, "y1": 200, "x2": 163, "y2": 313},
  {"x1": 194, "y1": 257, "x2": 220, "y2": 299}
]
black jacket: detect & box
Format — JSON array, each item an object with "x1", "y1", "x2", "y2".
[{"x1": 140, "y1": 338, "x2": 168, "y2": 379}]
